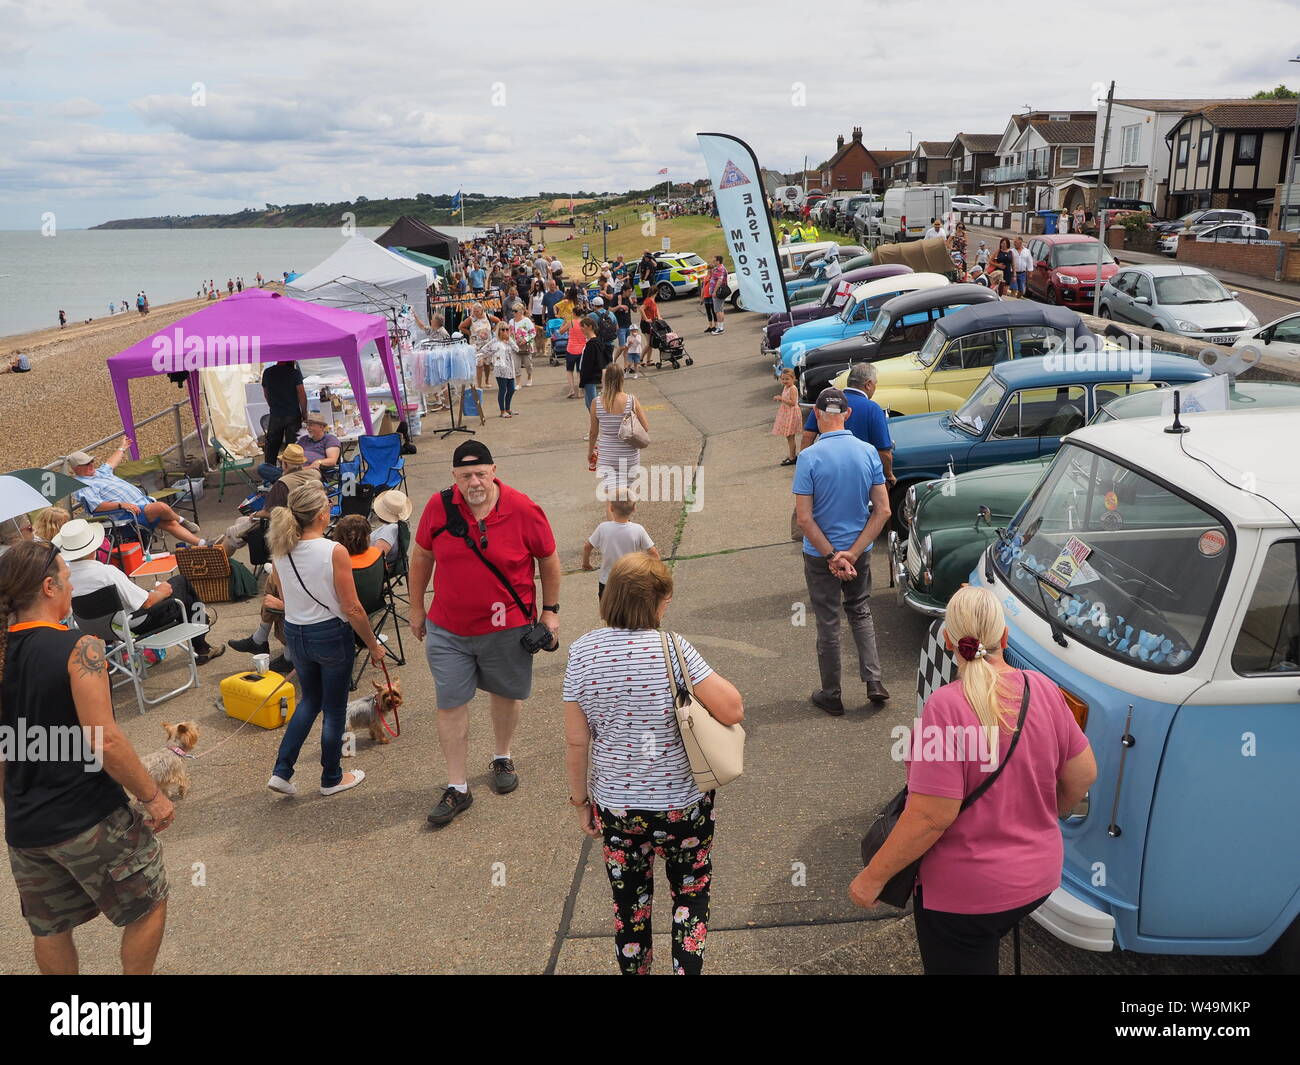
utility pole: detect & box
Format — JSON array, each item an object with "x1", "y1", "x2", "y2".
[
  {"x1": 1093, "y1": 80, "x2": 1116, "y2": 318},
  {"x1": 1275, "y1": 57, "x2": 1300, "y2": 281}
]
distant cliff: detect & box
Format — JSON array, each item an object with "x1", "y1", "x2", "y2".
[{"x1": 90, "y1": 191, "x2": 634, "y2": 230}]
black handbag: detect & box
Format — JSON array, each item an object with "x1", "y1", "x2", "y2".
[{"x1": 860, "y1": 671, "x2": 1032, "y2": 908}]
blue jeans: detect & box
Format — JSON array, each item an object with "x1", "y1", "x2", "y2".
[
  {"x1": 273, "y1": 617, "x2": 354, "y2": 788},
  {"x1": 583, "y1": 383, "x2": 597, "y2": 408},
  {"x1": 257, "y1": 462, "x2": 282, "y2": 484},
  {"x1": 496, "y1": 376, "x2": 516, "y2": 411}
]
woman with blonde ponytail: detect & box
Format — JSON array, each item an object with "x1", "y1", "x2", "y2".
[
  {"x1": 588, "y1": 362, "x2": 648, "y2": 497},
  {"x1": 849, "y1": 585, "x2": 1096, "y2": 974},
  {"x1": 266, "y1": 482, "x2": 384, "y2": 798}
]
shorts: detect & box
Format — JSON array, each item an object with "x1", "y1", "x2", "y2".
[
  {"x1": 531, "y1": 313, "x2": 545, "y2": 327},
  {"x1": 565, "y1": 354, "x2": 581, "y2": 372},
  {"x1": 8, "y1": 805, "x2": 168, "y2": 937},
  {"x1": 424, "y1": 621, "x2": 535, "y2": 709},
  {"x1": 627, "y1": 349, "x2": 642, "y2": 365},
  {"x1": 712, "y1": 296, "x2": 725, "y2": 312},
  {"x1": 617, "y1": 327, "x2": 629, "y2": 346}
]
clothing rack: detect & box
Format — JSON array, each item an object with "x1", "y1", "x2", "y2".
[{"x1": 417, "y1": 339, "x2": 478, "y2": 439}]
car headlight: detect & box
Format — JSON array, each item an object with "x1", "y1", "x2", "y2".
[
  {"x1": 921, "y1": 534, "x2": 934, "y2": 569},
  {"x1": 1174, "y1": 319, "x2": 1200, "y2": 331},
  {"x1": 1054, "y1": 272, "x2": 1076, "y2": 286},
  {"x1": 902, "y1": 485, "x2": 918, "y2": 526}
]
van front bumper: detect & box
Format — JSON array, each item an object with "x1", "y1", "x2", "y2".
[{"x1": 1028, "y1": 887, "x2": 1116, "y2": 952}]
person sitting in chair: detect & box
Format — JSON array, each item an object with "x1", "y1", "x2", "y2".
[
  {"x1": 331, "y1": 515, "x2": 382, "y2": 570},
  {"x1": 296, "y1": 414, "x2": 341, "y2": 472},
  {"x1": 370, "y1": 490, "x2": 412, "y2": 563},
  {"x1": 54, "y1": 519, "x2": 225, "y2": 665},
  {"x1": 67, "y1": 443, "x2": 206, "y2": 548}
]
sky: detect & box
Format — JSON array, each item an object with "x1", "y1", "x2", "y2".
[{"x1": 1, "y1": 0, "x2": 1297, "y2": 229}]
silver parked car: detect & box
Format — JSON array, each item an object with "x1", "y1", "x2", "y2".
[
  {"x1": 1098, "y1": 264, "x2": 1259, "y2": 344},
  {"x1": 1159, "y1": 221, "x2": 1271, "y2": 256}
]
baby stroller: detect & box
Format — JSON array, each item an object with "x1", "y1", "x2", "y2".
[
  {"x1": 648, "y1": 318, "x2": 692, "y2": 370},
  {"x1": 545, "y1": 317, "x2": 564, "y2": 366}
]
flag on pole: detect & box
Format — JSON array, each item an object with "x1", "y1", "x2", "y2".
[
  {"x1": 657, "y1": 168, "x2": 669, "y2": 175},
  {"x1": 450, "y1": 189, "x2": 462, "y2": 210}
]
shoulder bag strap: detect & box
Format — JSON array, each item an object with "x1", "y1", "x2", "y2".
[
  {"x1": 659, "y1": 631, "x2": 690, "y2": 706},
  {"x1": 959, "y1": 670, "x2": 1032, "y2": 811},
  {"x1": 667, "y1": 632, "x2": 696, "y2": 700},
  {"x1": 283, "y1": 546, "x2": 333, "y2": 614},
  {"x1": 448, "y1": 492, "x2": 535, "y2": 624}
]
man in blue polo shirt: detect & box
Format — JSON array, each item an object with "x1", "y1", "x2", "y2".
[
  {"x1": 800, "y1": 362, "x2": 895, "y2": 485},
  {"x1": 793, "y1": 388, "x2": 892, "y2": 715},
  {"x1": 469, "y1": 265, "x2": 487, "y2": 295}
]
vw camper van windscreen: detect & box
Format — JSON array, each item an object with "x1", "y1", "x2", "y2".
[{"x1": 993, "y1": 443, "x2": 1231, "y2": 671}]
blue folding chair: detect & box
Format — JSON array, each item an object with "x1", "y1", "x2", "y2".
[
  {"x1": 357, "y1": 435, "x2": 406, "y2": 495},
  {"x1": 329, "y1": 455, "x2": 362, "y2": 519}
]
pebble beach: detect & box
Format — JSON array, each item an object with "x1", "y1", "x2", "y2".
[{"x1": 0, "y1": 293, "x2": 257, "y2": 472}]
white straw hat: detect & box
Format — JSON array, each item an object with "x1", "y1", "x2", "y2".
[
  {"x1": 373, "y1": 490, "x2": 412, "y2": 524},
  {"x1": 53, "y1": 518, "x2": 107, "y2": 561}
]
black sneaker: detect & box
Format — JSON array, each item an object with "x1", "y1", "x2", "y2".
[
  {"x1": 269, "y1": 654, "x2": 293, "y2": 675},
  {"x1": 427, "y1": 786, "x2": 473, "y2": 826},
  {"x1": 229, "y1": 636, "x2": 269, "y2": 654},
  {"x1": 811, "y1": 689, "x2": 845, "y2": 717},
  {"x1": 490, "y1": 757, "x2": 519, "y2": 794}
]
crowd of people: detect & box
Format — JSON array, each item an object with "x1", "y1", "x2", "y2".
[{"x1": 0, "y1": 221, "x2": 1098, "y2": 980}]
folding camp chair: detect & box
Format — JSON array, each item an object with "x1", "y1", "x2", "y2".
[
  {"x1": 357, "y1": 434, "x2": 407, "y2": 496},
  {"x1": 211, "y1": 436, "x2": 258, "y2": 500},
  {"x1": 70, "y1": 586, "x2": 209, "y2": 714},
  {"x1": 350, "y1": 555, "x2": 404, "y2": 690},
  {"x1": 385, "y1": 520, "x2": 412, "y2": 621},
  {"x1": 116, "y1": 453, "x2": 199, "y2": 525}
]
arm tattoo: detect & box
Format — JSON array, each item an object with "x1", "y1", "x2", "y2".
[{"x1": 72, "y1": 637, "x2": 108, "y2": 678}]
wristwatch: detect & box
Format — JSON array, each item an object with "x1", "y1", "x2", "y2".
[{"x1": 543, "y1": 603, "x2": 560, "y2": 614}]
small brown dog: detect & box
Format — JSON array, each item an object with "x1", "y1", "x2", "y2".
[
  {"x1": 141, "y1": 721, "x2": 200, "y2": 800},
  {"x1": 343, "y1": 678, "x2": 403, "y2": 751}
]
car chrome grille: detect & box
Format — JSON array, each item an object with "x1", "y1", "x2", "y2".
[{"x1": 906, "y1": 525, "x2": 923, "y2": 581}]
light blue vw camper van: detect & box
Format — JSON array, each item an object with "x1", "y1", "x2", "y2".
[{"x1": 918, "y1": 406, "x2": 1300, "y2": 970}]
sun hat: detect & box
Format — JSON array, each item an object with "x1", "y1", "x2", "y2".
[
  {"x1": 53, "y1": 519, "x2": 107, "y2": 561},
  {"x1": 279, "y1": 443, "x2": 306, "y2": 468},
  {"x1": 305, "y1": 412, "x2": 329, "y2": 427},
  {"x1": 373, "y1": 490, "x2": 413, "y2": 524}
]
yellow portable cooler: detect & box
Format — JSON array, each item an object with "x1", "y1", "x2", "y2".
[{"x1": 220, "y1": 671, "x2": 297, "y2": 729}]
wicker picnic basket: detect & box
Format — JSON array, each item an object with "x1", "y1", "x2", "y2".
[{"x1": 174, "y1": 545, "x2": 232, "y2": 604}]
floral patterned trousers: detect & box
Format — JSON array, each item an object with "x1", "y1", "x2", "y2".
[{"x1": 594, "y1": 792, "x2": 715, "y2": 975}]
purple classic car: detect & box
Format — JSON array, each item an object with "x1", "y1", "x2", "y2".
[{"x1": 761, "y1": 264, "x2": 913, "y2": 354}]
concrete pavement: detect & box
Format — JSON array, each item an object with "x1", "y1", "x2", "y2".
[{"x1": 0, "y1": 293, "x2": 1267, "y2": 974}]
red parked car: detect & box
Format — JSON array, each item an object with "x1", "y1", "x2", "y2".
[{"x1": 1025, "y1": 234, "x2": 1118, "y2": 308}]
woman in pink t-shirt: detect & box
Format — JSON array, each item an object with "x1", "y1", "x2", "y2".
[{"x1": 849, "y1": 586, "x2": 1096, "y2": 974}]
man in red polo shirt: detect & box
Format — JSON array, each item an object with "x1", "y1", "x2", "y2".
[{"x1": 409, "y1": 441, "x2": 561, "y2": 827}]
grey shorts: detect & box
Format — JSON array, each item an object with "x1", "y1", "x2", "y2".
[{"x1": 424, "y1": 622, "x2": 535, "y2": 709}]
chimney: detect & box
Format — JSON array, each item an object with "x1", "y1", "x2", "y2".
[
  {"x1": 852, "y1": 127, "x2": 863, "y2": 143},
  {"x1": 836, "y1": 133, "x2": 845, "y2": 150}
]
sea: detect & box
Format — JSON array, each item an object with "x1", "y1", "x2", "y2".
[{"x1": 0, "y1": 227, "x2": 386, "y2": 339}]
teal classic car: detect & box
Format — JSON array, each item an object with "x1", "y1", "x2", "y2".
[{"x1": 891, "y1": 377, "x2": 1300, "y2": 616}]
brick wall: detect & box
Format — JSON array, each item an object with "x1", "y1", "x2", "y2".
[{"x1": 1177, "y1": 235, "x2": 1300, "y2": 281}]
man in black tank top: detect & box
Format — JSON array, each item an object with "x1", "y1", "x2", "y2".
[{"x1": 0, "y1": 542, "x2": 173, "y2": 974}]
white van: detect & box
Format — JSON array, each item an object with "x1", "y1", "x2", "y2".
[{"x1": 881, "y1": 185, "x2": 953, "y2": 242}]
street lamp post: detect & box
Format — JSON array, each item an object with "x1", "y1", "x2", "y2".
[{"x1": 1274, "y1": 57, "x2": 1300, "y2": 281}]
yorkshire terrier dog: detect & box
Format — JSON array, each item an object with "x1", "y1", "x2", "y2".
[
  {"x1": 141, "y1": 721, "x2": 201, "y2": 800},
  {"x1": 343, "y1": 678, "x2": 403, "y2": 752}
]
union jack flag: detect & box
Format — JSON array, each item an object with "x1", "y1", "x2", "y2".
[{"x1": 657, "y1": 168, "x2": 668, "y2": 175}]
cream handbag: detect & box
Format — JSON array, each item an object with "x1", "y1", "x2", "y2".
[{"x1": 660, "y1": 631, "x2": 745, "y2": 790}]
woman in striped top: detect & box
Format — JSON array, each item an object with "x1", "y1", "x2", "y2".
[
  {"x1": 588, "y1": 364, "x2": 648, "y2": 498},
  {"x1": 563, "y1": 553, "x2": 744, "y2": 975}
]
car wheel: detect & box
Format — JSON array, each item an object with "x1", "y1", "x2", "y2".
[
  {"x1": 1151, "y1": 323, "x2": 1163, "y2": 331},
  {"x1": 656, "y1": 283, "x2": 674, "y2": 301},
  {"x1": 1099, "y1": 306, "x2": 1111, "y2": 319},
  {"x1": 889, "y1": 483, "x2": 912, "y2": 536},
  {"x1": 1046, "y1": 286, "x2": 1058, "y2": 305}
]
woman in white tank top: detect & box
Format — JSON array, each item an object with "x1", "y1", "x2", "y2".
[{"x1": 266, "y1": 481, "x2": 384, "y2": 798}]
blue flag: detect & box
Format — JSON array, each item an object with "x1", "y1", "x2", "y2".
[{"x1": 450, "y1": 190, "x2": 462, "y2": 210}]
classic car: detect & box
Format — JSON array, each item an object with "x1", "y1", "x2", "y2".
[
  {"x1": 784, "y1": 245, "x2": 868, "y2": 297},
  {"x1": 775, "y1": 273, "x2": 950, "y2": 373},
  {"x1": 955, "y1": 409, "x2": 1300, "y2": 969},
  {"x1": 761, "y1": 264, "x2": 912, "y2": 355},
  {"x1": 829, "y1": 301, "x2": 1090, "y2": 416},
  {"x1": 891, "y1": 377, "x2": 1300, "y2": 617},
  {"x1": 796, "y1": 284, "x2": 999, "y2": 402}
]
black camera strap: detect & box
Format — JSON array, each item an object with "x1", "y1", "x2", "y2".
[{"x1": 431, "y1": 486, "x2": 536, "y2": 624}]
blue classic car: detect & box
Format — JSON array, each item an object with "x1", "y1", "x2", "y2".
[
  {"x1": 885, "y1": 353, "x2": 1213, "y2": 528},
  {"x1": 776, "y1": 273, "x2": 950, "y2": 373}
]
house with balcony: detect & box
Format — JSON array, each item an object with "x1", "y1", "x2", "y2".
[
  {"x1": 933, "y1": 133, "x2": 1002, "y2": 195},
  {"x1": 1062, "y1": 99, "x2": 1243, "y2": 217},
  {"x1": 1164, "y1": 100, "x2": 1299, "y2": 222},
  {"x1": 879, "y1": 141, "x2": 952, "y2": 188},
  {"x1": 873, "y1": 150, "x2": 912, "y2": 188},
  {"x1": 984, "y1": 111, "x2": 1095, "y2": 221}
]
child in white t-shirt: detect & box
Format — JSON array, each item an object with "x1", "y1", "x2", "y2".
[
  {"x1": 625, "y1": 327, "x2": 643, "y2": 378},
  {"x1": 582, "y1": 498, "x2": 659, "y2": 597}
]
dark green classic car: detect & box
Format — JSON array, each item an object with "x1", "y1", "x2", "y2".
[{"x1": 889, "y1": 378, "x2": 1300, "y2": 616}]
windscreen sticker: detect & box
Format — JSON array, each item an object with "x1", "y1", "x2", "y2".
[
  {"x1": 1104, "y1": 491, "x2": 1119, "y2": 511},
  {"x1": 1198, "y1": 529, "x2": 1226, "y2": 557}
]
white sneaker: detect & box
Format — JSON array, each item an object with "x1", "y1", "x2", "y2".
[
  {"x1": 320, "y1": 769, "x2": 366, "y2": 796},
  {"x1": 267, "y1": 775, "x2": 297, "y2": 795}
]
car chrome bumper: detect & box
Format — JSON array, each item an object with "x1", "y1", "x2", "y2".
[
  {"x1": 888, "y1": 532, "x2": 946, "y2": 618},
  {"x1": 1027, "y1": 887, "x2": 1116, "y2": 952}
]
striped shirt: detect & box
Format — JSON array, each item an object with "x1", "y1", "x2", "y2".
[
  {"x1": 75, "y1": 465, "x2": 150, "y2": 514},
  {"x1": 564, "y1": 629, "x2": 714, "y2": 811}
]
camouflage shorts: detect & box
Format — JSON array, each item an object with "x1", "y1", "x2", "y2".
[{"x1": 8, "y1": 805, "x2": 168, "y2": 937}]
